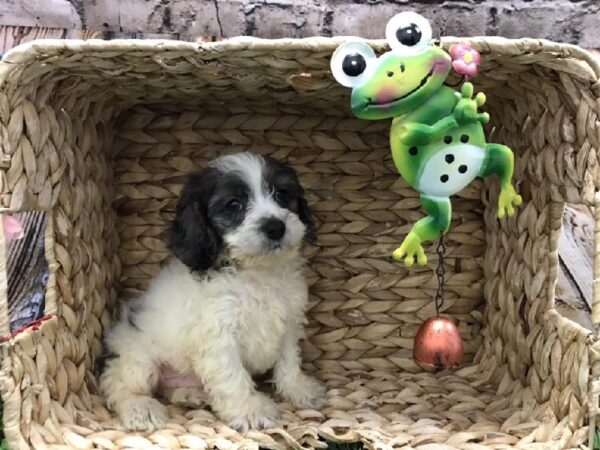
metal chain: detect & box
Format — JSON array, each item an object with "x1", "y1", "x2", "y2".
[{"x1": 434, "y1": 232, "x2": 446, "y2": 316}]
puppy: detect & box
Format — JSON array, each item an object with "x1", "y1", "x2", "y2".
[{"x1": 99, "y1": 152, "x2": 326, "y2": 432}]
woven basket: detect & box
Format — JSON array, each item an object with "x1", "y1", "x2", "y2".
[{"x1": 0, "y1": 35, "x2": 599, "y2": 450}]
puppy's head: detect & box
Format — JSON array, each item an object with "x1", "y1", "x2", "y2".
[{"x1": 169, "y1": 152, "x2": 316, "y2": 271}]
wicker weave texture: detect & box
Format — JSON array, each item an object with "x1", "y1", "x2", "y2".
[{"x1": 0, "y1": 36, "x2": 598, "y2": 449}]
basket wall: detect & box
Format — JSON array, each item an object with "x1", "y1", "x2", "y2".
[{"x1": 0, "y1": 37, "x2": 598, "y2": 449}]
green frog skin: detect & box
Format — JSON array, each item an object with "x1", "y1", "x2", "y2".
[{"x1": 331, "y1": 20, "x2": 522, "y2": 267}]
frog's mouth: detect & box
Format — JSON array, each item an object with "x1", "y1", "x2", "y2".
[{"x1": 366, "y1": 69, "x2": 434, "y2": 108}]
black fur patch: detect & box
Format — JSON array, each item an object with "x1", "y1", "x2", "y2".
[
  {"x1": 262, "y1": 156, "x2": 317, "y2": 243},
  {"x1": 96, "y1": 349, "x2": 118, "y2": 374},
  {"x1": 169, "y1": 168, "x2": 225, "y2": 271}
]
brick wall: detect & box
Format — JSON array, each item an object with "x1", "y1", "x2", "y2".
[{"x1": 1, "y1": 0, "x2": 598, "y2": 46}]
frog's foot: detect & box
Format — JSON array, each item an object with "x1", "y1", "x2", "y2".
[
  {"x1": 497, "y1": 184, "x2": 523, "y2": 218},
  {"x1": 393, "y1": 232, "x2": 427, "y2": 268}
]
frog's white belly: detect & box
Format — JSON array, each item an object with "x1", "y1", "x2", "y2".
[{"x1": 418, "y1": 144, "x2": 485, "y2": 197}]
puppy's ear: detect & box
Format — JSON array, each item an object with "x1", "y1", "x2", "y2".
[
  {"x1": 169, "y1": 171, "x2": 222, "y2": 271},
  {"x1": 298, "y1": 188, "x2": 317, "y2": 244}
]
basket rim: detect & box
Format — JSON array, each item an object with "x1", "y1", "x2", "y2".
[{"x1": 0, "y1": 35, "x2": 599, "y2": 88}]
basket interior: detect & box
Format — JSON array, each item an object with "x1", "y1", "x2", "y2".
[
  {"x1": 112, "y1": 100, "x2": 488, "y2": 369},
  {"x1": 2, "y1": 39, "x2": 598, "y2": 449}
]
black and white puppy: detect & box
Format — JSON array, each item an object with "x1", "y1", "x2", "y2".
[{"x1": 99, "y1": 152, "x2": 326, "y2": 432}]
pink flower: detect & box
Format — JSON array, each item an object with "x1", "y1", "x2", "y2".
[
  {"x1": 3, "y1": 215, "x2": 24, "y2": 241},
  {"x1": 449, "y1": 42, "x2": 481, "y2": 78}
]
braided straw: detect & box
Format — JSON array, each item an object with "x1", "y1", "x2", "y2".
[{"x1": 0, "y1": 35, "x2": 598, "y2": 449}]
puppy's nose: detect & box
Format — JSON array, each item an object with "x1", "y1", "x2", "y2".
[{"x1": 261, "y1": 218, "x2": 286, "y2": 241}]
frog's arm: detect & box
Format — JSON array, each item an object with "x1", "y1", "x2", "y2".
[
  {"x1": 393, "y1": 195, "x2": 451, "y2": 267},
  {"x1": 395, "y1": 83, "x2": 489, "y2": 146},
  {"x1": 480, "y1": 143, "x2": 523, "y2": 218},
  {"x1": 395, "y1": 116, "x2": 459, "y2": 146}
]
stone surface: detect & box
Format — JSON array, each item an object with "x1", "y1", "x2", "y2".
[
  {"x1": 0, "y1": 0, "x2": 597, "y2": 47},
  {"x1": 489, "y1": 1, "x2": 598, "y2": 45},
  {"x1": 331, "y1": 3, "x2": 490, "y2": 40},
  {"x1": 242, "y1": 0, "x2": 330, "y2": 38},
  {"x1": 0, "y1": 0, "x2": 81, "y2": 29}
]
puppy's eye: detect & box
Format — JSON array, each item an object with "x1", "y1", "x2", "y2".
[
  {"x1": 225, "y1": 199, "x2": 243, "y2": 213},
  {"x1": 274, "y1": 189, "x2": 289, "y2": 205}
]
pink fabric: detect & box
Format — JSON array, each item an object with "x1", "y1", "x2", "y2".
[
  {"x1": 160, "y1": 364, "x2": 202, "y2": 389},
  {"x1": 3, "y1": 215, "x2": 24, "y2": 241},
  {"x1": 449, "y1": 42, "x2": 481, "y2": 78}
]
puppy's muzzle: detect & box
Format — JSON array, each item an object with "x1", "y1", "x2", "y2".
[{"x1": 260, "y1": 217, "x2": 286, "y2": 241}]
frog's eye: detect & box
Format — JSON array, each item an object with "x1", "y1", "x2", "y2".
[
  {"x1": 385, "y1": 12, "x2": 432, "y2": 54},
  {"x1": 330, "y1": 40, "x2": 377, "y2": 88}
]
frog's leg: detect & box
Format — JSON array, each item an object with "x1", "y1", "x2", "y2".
[
  {"x1": 393, "y1": 195, "x2": 451, "y2": 268},
  {"x1": 479, "y1": 143, "x2": 523, "y2": 218}
]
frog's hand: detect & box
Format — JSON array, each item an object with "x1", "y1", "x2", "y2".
[
  {"x1": 392, "y1": 196, "x2": 452, "y2": 267},
  {"x1": 479, "y1": 143, "x2": 523, "y2": 218},
  {"x1": 453, "y1": 82, "x2": 490, "y2": 126}
]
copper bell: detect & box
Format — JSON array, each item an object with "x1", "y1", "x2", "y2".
[{"x1": 413, "y1": 316, "x2": 464, "y2": 371}]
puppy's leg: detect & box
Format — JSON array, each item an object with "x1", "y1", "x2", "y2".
[
  {"x1": 194, "y1": 343, "x2": 279, "y2": 432},
  {"x1": 273, "y1": 328, "x2": 327, "y2": 410},
  {"x1": 99, "y1": 326, "x2": 167, "y2": 431}
]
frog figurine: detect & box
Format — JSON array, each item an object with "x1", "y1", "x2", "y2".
[{"x1": 330, "y1": 11, "x2": 522, "y2": 267}]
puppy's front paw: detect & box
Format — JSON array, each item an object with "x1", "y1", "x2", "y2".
[
  {"x1": 281, "y1": 374, "x2": 327, "y2": 410},
  {"x1": 224, "y1": 393, "x2": 279, "y2": 433},
  {"x1": 118, "y1": 396, "x2": 167, "y2": 431}
]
